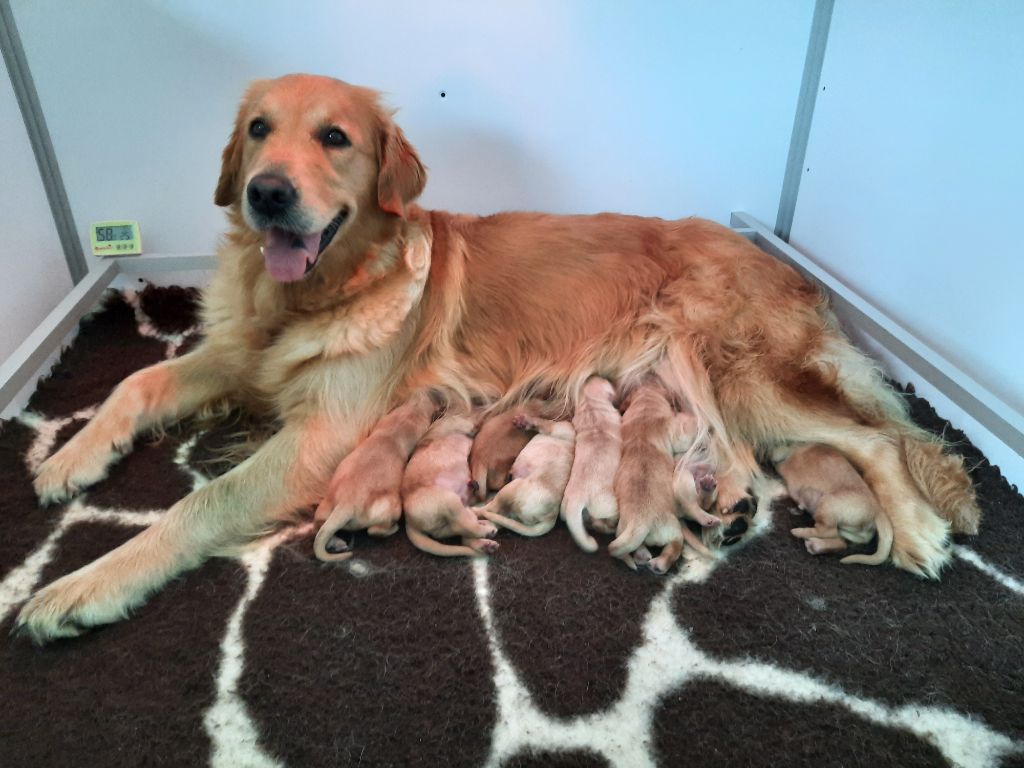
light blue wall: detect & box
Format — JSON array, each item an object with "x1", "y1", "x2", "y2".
[
  {"x1": 0, "y1": 52, "x2": 71, "y2": 364},
  {"x1": 790, "y1": 0, "x2": 1024, "y2": 417},
  {"x1": 10, "y1": 0, "x2": 813, "y2": 260}
]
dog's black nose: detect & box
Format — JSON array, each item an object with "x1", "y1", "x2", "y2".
[{"x1": 247, "y1": 173, "x2": 297, "y2": 217}]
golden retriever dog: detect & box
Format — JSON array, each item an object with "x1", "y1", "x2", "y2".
[
  {"x1": 401, "y1": 411, "x2": 499, "y2": 558},
  {"x1": 773, "y1": 443, "x2": 894, "y2": 566},
  {"x1": 20, "y1": 73, "x2": 979, "y2": 642},
  {"x1": 312, "y1": 389, "x2": 437, "y2": 562}
]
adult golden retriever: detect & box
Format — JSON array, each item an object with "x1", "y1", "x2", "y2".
[{"x1": 19, "y1": 74, "x2": 979, "y2": 642}]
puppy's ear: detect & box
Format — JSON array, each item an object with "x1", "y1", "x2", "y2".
[{"x1": 377, "y1": 111, "x2": 426, "y2": 217}]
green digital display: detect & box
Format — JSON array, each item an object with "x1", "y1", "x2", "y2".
[
  {"x1": 95, "y1": 224, "x2": 135, "y2": 242},
  {"x1": 90, "y1": 220, "x2": 142, "y2": 256}
]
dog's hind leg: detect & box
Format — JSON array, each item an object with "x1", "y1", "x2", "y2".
[
  {"x1": 17, "y1": 413, "x2": 356, "y2": 643},
  {"x1": 33, "y1": 349, "x2": 235, "y2": 505},
  {"x1": 812, "y1": 332, "x2": 981, "y2": 533}
]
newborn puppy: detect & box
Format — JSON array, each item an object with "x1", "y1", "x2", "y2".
[
  {"x1": 313, "y1": 390, "x2": 437, "y2": 562},
  {"x1": 478, "y1": 414, "x2": 576, "y2": 537},
  {"x1": 561, "y1": 376, "x2": 622, "y2": 552},
  {"x1": 772, "y1": 442, "x2": 893, "y2": 566},
  {"x1": 468, "y1": 407, "x2": 537, "y2": 501},
  {"x1": 610, "y1": 381, "x2": 712, "y2": 574},
  {"x1": 670, "y1": 404, "x2": 721, "y2": 529},
  {"x1": 402, "y1": 411, "x2": 499, "y2": 558}
]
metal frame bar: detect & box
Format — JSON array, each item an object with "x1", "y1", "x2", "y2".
[
  {"x1": 0, "y1": 0, "x2": 88, "y2": 283},
  {"x1": 731, "y1": 210, "x2": 1024, "y2": 458},
  {"x1": 0, "y1": 255, "x2": 216, "y2": 412},
  {"x1": 775, "y1": 0, "x2": 834, "y2": 242}
]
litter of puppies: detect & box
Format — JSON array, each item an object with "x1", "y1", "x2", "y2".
[{"x1": 315, "y1": 374, "x2": 891, "y2": 573}]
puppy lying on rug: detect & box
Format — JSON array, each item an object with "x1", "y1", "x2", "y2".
[{"x1": 20, "y1": 73, "x2": 979, "y2": 643}]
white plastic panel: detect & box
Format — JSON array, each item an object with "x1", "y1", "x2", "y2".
[
  {"x1": 790, "y1": 0, "x2": 1024, "y2": 415},
  {"x1": 0, "y1": 52, "x2": 72, "y2": 365},
  {"x1": 12, "y1": 0, "x2": 813, "y2": 259}
]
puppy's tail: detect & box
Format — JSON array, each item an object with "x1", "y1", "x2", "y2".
[
  {"x1": 405, "y1": 524, "x2": 487, "y2": 558},
  {"x1": 609, "y1": 518, "x2": 648, "y2": 559},
  {"x1": 313, "y1": 499, "x2": 355, "y2": 563},
  {"x1": 560, "y1": 492, "x2": 598, "y2": 553},
  {"x1": 478, "y1": 505, "x2": 556, "y2": 537},
  {"x1": 841, "y1": 510, "x2": 895, "y2": 567}
]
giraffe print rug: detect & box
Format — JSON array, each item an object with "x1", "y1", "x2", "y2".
[{"x1": 1, "y1": 286, "x2": 1022, "y2": 768}]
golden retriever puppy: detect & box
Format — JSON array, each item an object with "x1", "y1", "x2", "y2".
[
  {"x1": 478, "y1": 415, "x2": 576, "y2": 537},
  {"x1": 312, "y1": 390, "x2": 437, "y2": 561},
  {"x1": 468, "y1": 404, "x2": 541, "y2": 502},
  {"x1": 560, "y1": 376, "x2": 621, "y2": 552},
  {"x1": 402, "y1": 412, "x2": 499, "y2": 558},
  {"x1": 19, "y1": 74, "x2": 976, "y2": 642},
  {"x1": 611, "y1": 381, "x2": 713, "y2": 573},
  {"x1": 670, "y1": 404, "x2": 721, "y2": 529},
  {"x1": 773, "y1": 443, "x2": 894, "y2": 566}
]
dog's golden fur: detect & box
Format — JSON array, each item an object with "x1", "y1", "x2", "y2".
[{"x1": 19, "y1": 74, "x2": 980, "y2": 643}]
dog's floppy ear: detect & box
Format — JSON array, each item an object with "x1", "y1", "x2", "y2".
[
  {"x1": 377, "y1": 111, "x2": 426, "y2": 218},
  {"x1": 215, "y1": 81, "x2": 268, "y2": 207},
  {"x1": 214, "y1": 116, "x2": 245, "y2": 207}
]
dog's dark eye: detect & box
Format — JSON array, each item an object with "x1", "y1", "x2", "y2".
[
  {"x1": 249, "y1": 118, "x2": 270, "y2": 139},
  {"x1": 323, "y1": 127, "x2": 350, "y2": 148}
]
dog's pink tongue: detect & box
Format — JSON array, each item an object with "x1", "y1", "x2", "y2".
[{"x1": 262, "y1": 229, "x2": 321, "y2": 282}]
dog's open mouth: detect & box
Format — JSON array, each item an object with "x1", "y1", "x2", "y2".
[{"x1": 260, "y1": 208, "x2": 348, "y2": 283}]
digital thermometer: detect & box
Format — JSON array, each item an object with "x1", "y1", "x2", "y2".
[{"x1": 90, "y1": 220, "x2": 142, "y2": 256}]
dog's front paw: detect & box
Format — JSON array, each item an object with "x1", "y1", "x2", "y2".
[
  {"x1": 16, "y1": 568, "x2": 130, "y2": 644},
  {"x1": 33, "y1": 443, "x2": 117, "y2": 505}
]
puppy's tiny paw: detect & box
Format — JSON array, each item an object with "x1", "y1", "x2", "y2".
[
  {"x1": 511, "y1": 414, "x2": 532, "y2": 431},
  {"x1": 473, "y1": 539, "x2": 500, "y2": 555}
]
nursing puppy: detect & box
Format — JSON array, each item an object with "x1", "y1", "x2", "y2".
[
  {"x1": 671, "y1": 404, "x2": 721, "y2": 529},
  {"x1": 561, "y1": 376, "x2": 621, "y2": 552},
  {"x1": 478, "y1": 415, "x2": 576, "y2": 537},
  {"x1": 402, "y1": 411, "x2": 499, "y2": 557},
  {"x1": 312, "y1": 390, "x2": 437, "y2": 561},
  {"x1": 611, "y1": 381, "x2": 713, "y2": 573},
  {"x1": 772, "y1": 443, "x2": 894, "y2": 566},
  {"x1": 468, "y1": 403, "x2": 542, "y2": 502}
]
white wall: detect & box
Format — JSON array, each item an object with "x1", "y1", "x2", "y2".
[
  {"x1": 11, "y1": 0, "x2": 814, "y2": 262},
  {"x1": 0, "y1": 52, "x2": 72, "y2": 366},
  {"x1": 790, "y1": 0, "x2": 1024, "y2": 419}
]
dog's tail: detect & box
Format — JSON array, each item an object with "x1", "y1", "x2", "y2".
[
  {"x1": 313, "y1": 499, "x2": 355, "y2": 563},
  {"x1": 813, "y1": 330, "x2": 981, "y2": 534},
  {"x1": 901, "y1": 434, "x2": 980, "y2": 534},
  {"x1": 405, "y1": 524, "x2": 488, "y2": 558},
  {"x1": 560, "y1": 491, "x2": 599, "y2": 553},
  {"x1": 842, "y1": 510, "x2": 895, "y2": 567}
]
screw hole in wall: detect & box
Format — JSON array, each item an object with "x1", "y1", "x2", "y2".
[{"x1": 439, "y1": 90, "x2": 446, "y2": 98}]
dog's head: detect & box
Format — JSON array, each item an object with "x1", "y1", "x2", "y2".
[{"x1": 214, "y1": 74, "x2": 426, "y2": 282}]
